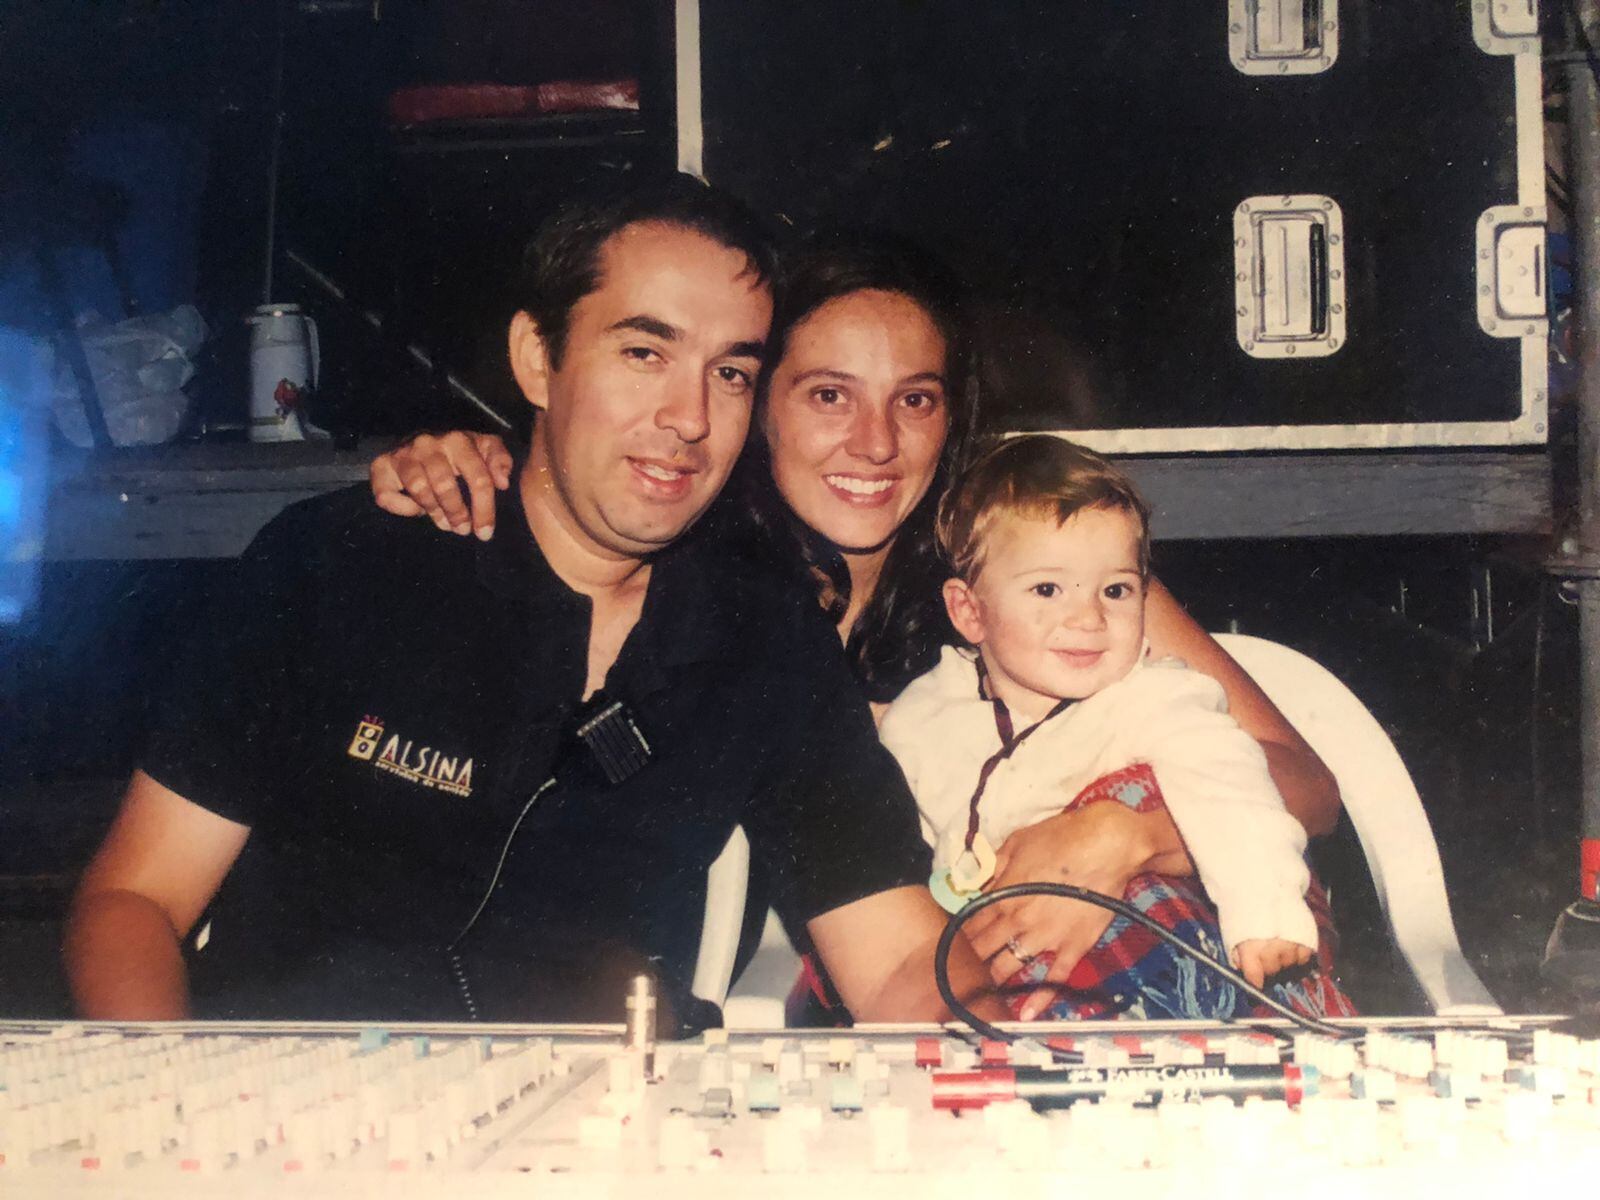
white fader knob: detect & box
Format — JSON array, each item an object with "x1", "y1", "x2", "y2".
[
  {"x1": 762, "y1": 1117, "x2": 809, "y2": 1174},
  {"x1": 181, "y1": 1107, "x2": 229, "y2": 1173},
  {"x1": 281, "y1": 1109, "x2": 327, "y2": 1173},
  {"x1": 0, "y1": 1105, "x2": 42, "y2": 1166},
  {"x1": 385, "y1": 1108, "x2": 423, "y2": 1171},
  {"x1": 625, "y1": 975, "x2": 657, "y2": 1079},
  {"x1": 868, "y1": 1105, "x2": 911, "y2": 1171},
  {"x1": 657, "y1": 1113, "x2": 710, "y2": 1169}
]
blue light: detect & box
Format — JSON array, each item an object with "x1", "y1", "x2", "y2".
[{"x1": 0, "y1": 329, "x2": 49, "y2": 626}]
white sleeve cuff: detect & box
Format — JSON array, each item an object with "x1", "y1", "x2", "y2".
[{"x1": 1214, "y1": 887, "x2": 1319, "y2": 957}]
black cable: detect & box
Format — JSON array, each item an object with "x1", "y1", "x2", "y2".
[
  {"x1": 444, "y1": 775, "x2": 559, "y2": 1019},
  {"x1": 1548, "y1": 166, "x2": 1574, "y2": 217},
  {"x1": 448, "y1": 951, "x2": 480, "y2": 1021},
  {"x1": 934, "y1": 883, "x2": 1360, "y2": 1045},
  {"x1": 448, "y1": 776, "x2": 559, "y2": 951}
]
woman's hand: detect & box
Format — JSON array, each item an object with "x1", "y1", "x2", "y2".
[
  {"x1": 370, "y1": 432, "x2": 514, "y2": 539},
  {"x1": 963, "y1": 801, "x2": 1193, "y2": 1020}
]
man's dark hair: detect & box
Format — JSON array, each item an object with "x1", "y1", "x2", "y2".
[{"x1": 514, "y1": 174, "x2": 778, "y2": 368}]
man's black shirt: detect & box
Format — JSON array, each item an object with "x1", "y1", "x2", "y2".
[{"x1": 144, "y1": 481, "x2": 931, "y2": 1021}]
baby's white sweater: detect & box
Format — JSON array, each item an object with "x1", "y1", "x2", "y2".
[{"x1": 878, "y1": 646, "x2": 1316, "y2": 954}]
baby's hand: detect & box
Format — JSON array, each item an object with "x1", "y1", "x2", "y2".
[{"x1": 1231, "y1": 938, "x2": 1313, "y2": 989}]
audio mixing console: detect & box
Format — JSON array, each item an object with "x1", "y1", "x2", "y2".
[{"x1": 1, "y1": 1014, "x2": 1596, "y2": 1196}]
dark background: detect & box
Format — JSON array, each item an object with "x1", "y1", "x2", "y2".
[{"x1": 702, "y1": 1, "x2": 1526, "y2": 433}]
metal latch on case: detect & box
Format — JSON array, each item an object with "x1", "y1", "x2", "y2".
[
  {"x1": 1476, "y1": 205, "x2": 1549, "y2": 338},
  {"x1": 1233, "y1": 195, "x2": 1347, "y2": 359},
  {"x1": 1228, "y1": 0, "x2": 1338, "y2": 76}
]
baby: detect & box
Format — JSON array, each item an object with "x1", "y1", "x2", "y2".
[{"x1": 879, "y1": 435, "x2": 1315, "y2": 998}]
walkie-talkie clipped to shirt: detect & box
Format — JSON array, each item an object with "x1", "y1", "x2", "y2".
[{"x1": 572, "y1": 692, "x2": 652, "y2": 785}]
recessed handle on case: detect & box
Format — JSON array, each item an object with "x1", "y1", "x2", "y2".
[
  {"x1": 1476, "y1": 206, "x2": 1549, "y2": 337},
  {"x1": 1234, "y1": 194, "x2": 1347, "y2": 359},
  {"x1": 1248, "y1": 0, "x2": 1323, "y2": 56},
  {"x1": 1229, "y1": 0, "x2": 1338, "y2": 75},
  {"x1": 1473, "y1": 0, "x2": 1538, "y2": 47}
]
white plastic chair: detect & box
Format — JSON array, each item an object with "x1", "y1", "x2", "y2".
[
  {"x1": 692, "y1": 633, "x2": 1503, "y2": 1023},
  {"x1": 691, "y1": 826, "x2": 800, "y2": 1028},
  {"x1": 691, "y1": 824, "x2": 750, "y2": 1010},
  {"x1": 1212, "y1": 633, "x2": 1501, "y2": 1015}
]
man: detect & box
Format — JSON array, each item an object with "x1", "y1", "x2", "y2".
[{"x1": 64, "y1": 177, "x2": 1000, "y2": 1026}]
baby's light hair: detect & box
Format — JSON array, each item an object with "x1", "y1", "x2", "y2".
[{"x1": 936, "y1": 435, "x2": 1152, "y2": 582}]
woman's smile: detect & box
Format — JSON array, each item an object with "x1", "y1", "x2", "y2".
[{"x1": 824, "y1": 473, "x2": 901, "y2": 504}]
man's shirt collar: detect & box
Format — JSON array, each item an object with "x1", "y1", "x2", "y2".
[
  {"x1": 474, "y1": 473, "x2": 551, "y2": 602},
  {"x1": 473, "y1": 466, "x2": 741, "y2": 676}
]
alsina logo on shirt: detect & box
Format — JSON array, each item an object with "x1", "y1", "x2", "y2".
[{"x1": 347, "y1": 716, "x2": 475, "y2": 798}]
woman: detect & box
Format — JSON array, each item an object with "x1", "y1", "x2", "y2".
[{"x1": 370, "y1": 231, "x2": 1350, "y2": 1018}]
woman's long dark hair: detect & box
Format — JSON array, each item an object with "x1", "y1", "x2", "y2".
[{"x1": 724, "y1": 229, "x2": 983, "y2": 702}]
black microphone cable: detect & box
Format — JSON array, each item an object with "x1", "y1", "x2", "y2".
[
  {"x1": 933, "y1": 882, "x2": 1362, "y2": 1047},
  {"x1": 445, "y1": 776, "x2": 559, "y2": 1019}
]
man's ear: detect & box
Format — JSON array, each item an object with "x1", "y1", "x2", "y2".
[
  {"x1": 508, "y1": 311, "x2": 552, "y2": 412},
  {"x1": 942, "y1": 578, "x2": 987, "y2": 645}
]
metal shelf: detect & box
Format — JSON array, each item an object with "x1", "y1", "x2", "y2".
[{"x1": 41, "y1": 441, "x2": 1553, "y2": 561}]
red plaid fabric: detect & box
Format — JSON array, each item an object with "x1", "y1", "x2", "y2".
[
  {"x1": 1000, "y1": 763, "x2": 1356, "y2": 1021},
  {"x1": 793, "y1": 761, "x2": 1356, "y2": 1023}
]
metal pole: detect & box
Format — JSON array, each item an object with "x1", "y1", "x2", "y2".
[
  {"x1": 284, "y1": 250, "x2": 512, "y2": 431},
  {"x1": 1571, "y1": 0, "x2": 1600, "y2": 882},
  {"x1": 674, "y1": 0, "x2": 704, "y2": 178},
  {"x1": 1545, "y1": 0, "x2": 1600, "y2": 995},
  {"x1": 261, "y1": 0, "x2": 288, "y2": 305}
]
